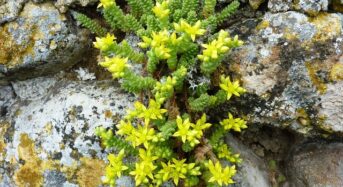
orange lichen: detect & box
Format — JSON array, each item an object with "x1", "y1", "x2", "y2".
[
  {"x1": 76, "y1": 157, "x2": 105, "y2": 187},
  {"x1": 330, "y1": 63, "x2": 343, "y2": 81},
  {"x1": 104, "y1": 110, "x2": 113, "y2": 118},
  {"x1": 310, "y1": 13, "x2": 342, "y2": 42},
  {"x1": 0, "y1": 122, "x2": 10, "y2": 160},
  {"x1": 305, "y1": 61, "x2": 327, "y2": 94},
  {"x1": 0, "y1": 24, "x2": 36, "y2": 67},
  {"x1": 14, "y1": 134, "x2": 43, "y2": 187}
]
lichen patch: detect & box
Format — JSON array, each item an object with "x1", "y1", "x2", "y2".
[{"x1": 76, "y1": 157, "x2": 105, "y2": 187}]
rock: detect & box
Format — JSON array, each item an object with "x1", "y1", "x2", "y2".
[
  {"x1": 0, "y1": 75, "x2": 135, "y2": 186},
  {"x1": 0, "y1": 2, "x2": 90, "y2": 82},
  {"x1": 0, "y1": 86, "x2": 15, "y2": 117},
  {"x1": 318, "y1": 81, "x2": 343, "y2": 133},
  {"x1": 267, "y1": 0, "x2": 329, "y2": 15},
  {"x1": 286, "y1": 142, "x2": 343, "y2": 187},
  {"x1": 225, "y1": 135, "x2": 271, "y2": 187},
  {"x1": 267, "y1": 0, "x2": 292, "y2": 12},
  {"x1": 11, "y1": 77, "x2": 57, "y2": 100},
  {"x1": 249, "y1": 0, "x2": 265, "y2": 10},
  {"x1": 228, "y1": 11, "x2": 343, "y2": 136},
  {"x1": 332, "y1": 0, "x2": 343, "y2": 12},
  {"x1": 0, "y1": 0, "x2": 27, "y2": 24},
  {"x1": 54, "y1": 0, "x2": 98, "y2": 13},
  {"x1": 294, "y1": 0, "x2": 329, "y2": 16}
]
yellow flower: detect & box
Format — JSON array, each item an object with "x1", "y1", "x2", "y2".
[
  {"x1": 154, "y1": 45, "x2": 171, "y2": 59},
  {"x1": 151, "y1": 30, "x2": 169, "y2": 47},
  {"x1": 207, "y1": 160, "x2": 236, "y2": 186},
  {"x1": 220, "y1": 113, "x2": 247, "y2": 132},
  {"x1": 173, "y1": 116, "x2": 200, "y2": 147},
  {"x1": 169, "y1": 32, "x2": 180, "y2": 46},
  {"x1": 170, "y1": 158, "x2": 188, "y2": 185},
  {"x1": 174, "y1": 20, "x2": 205, "y2": 41},
  {"x1": 154, "y1": 76, "x2": 176, "y2": 104},
  {"x1": 130, "y1": 149, "x2": 157, "y2": 186},
  {"x1": 152, "y1": 1, "x2": 170, "y2": 19},
  {"x1": 197, "y1": 30, "x2": 242, "y2": 62},
  {"x1": 127, "y1": 99, "x2": 167, "y2": 125},
  {"x1": 116, "y1": 120, "x2": 134, "y2": 136},
  {"x1": 219, "y1": 75, "x2": 246, "y2": 100},
  {"x1": 217, "y1": 143, "x2": 242, "y2": 163},
  {"x1": 193, "y1": 114, "x2": 212, "y2": 138},
  {"x1": 99, "y1": 56, "x2": 129, "y2": 78},
  {"x1": 103, "y1": 149, "x2": 128, "y2": 185},
  {"x1": 97, "y1": 0, "x2": 115, "y2": 8},
  {"x1": 155, "y1": 161, "x2": 174, "y2": 184},
  {"x1": 132, "y1": 125, "x2": 158, "y2": 148},
  {"x1": 139, "y1": 31, "x2": 167, "y2": 48},
  {"x1": 93, "y1": 33, "x2": 116, "y2": 51}
]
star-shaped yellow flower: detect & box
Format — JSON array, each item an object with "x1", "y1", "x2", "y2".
[
  {"x1": 99, "y1": 56, "x2": 129, "y2": 78},
  {"x1": 207, "y1": 160, "x2": 236, "y2": 186},
  {"x1": 219, "y1": 75, "x2": 246, "y2": 100},
  {"x1": 174, "y1": 20, "x2": 206, "y2": 41},
  {"x1": 103, "y1": 149, "x2": 128, "y2": 185},
  {"x1": 97, "y1": 0, "x2": 115, "y2": 9},
  {"x1": 93, "y1": 33, "x2": 116, "y2": 51},
  {"x1": 152, "y1": 1, "x2": 170, "y2": 19},
  {"x1": 173, "y1": 116, "x2": 200, "y2": 147}
]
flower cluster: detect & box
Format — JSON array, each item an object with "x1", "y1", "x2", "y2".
[
  {"x1": 78, "y1": 0, "x2": 248, "y2": 186},
  {"x1": 220, "y1": 75, "x2": 246, "y2": 100}
]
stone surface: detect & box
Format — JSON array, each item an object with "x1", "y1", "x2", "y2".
[
  {"x1": 0, "y1": 75, "x2": 135, "y2": 186},
  {"x1": 294, "y1": 0, "x2": 329, "y2": 16},
  {"x1": 0, "y1": 2, "x2": 90, "y2": 82},
  {"x1": 226, "y1": 135, "x2": 271, "y2": 187},
  {"x1": 249, "y1": 0, "x2": 265, "y2": 10},
  {"x1": 268, "y1": 0, "x2": 329, "y2": 15},
  {"x1": 267, "y1": 0, "x2": 292, "y2": 12},
  {"x1": 228, "y1": 11, "x2": 343, "y2": 136},
  {"x1": 0, "y1": 0, "x2": 27, "y2": 24},
  {"x1": 286, "y1": 142, "x2": 343, "y2": 187},
  {"x1": 54, "y1": 0, "x2": 98, "y2": 13}
]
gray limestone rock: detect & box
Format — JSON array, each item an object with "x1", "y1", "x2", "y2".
[
  {"x1": 286, "y1": 142, "x2": 343, "y2": 187},
  {"x1": 228, "y1": 11, "x2": 343, "y2": 136},
  {"x1": 0, "y1": 2, "x2": 90, "y2": 82}
]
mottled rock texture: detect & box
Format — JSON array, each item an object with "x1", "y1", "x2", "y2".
[
  {"x1": 267, "y1": 0, "x2": 329, "y2": 15},
  {"x1": 228, "y1": 11, "x2": 343, "y2": 136},
  {"x1": 0, "y1": 75, "x2": 135, "y2": 186},
  {"x1": 0, "y1": 0, "x2": 27, "y2": 24},
  {"x1": 226, "y1": 135, "x2": 271, "y2": 187},
  {"x1": 287, "y1": 142, "x2": 343, "y2": 187},
  {"x1": 0, "y1": 2, "x2": 90, "y2": 83}
]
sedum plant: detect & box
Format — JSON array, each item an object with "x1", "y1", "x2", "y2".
[{"x1": 77, "y1": 0, "x2": 247, "y2": 186}]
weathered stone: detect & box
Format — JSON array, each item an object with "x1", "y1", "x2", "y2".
[
  {"x1": 0, "y1": 2, "x2": 90, "y2": 82},
  {"x1": 318, "y1": 81, "x2": 343, "y2": 133},
  {"x1": 54, "y1": 0, "x2": 98, "y2": 13},
  {"x1": 11, "y1": 77, "x2": 57, "y2": 100},
  {"x1": 0, "y1": 0, "x2": 27, "y2": 24},
  {"x1": 0, "y1": 86, "x2": 15, "y2": 117},
  {"x1": 228, "y1": 11, "x2": 343, "y2": 136},
  {"x1": 332, "y1": 0, "x2": 343, "y2": 12},
  {"x1": 226, "y1": 135, "x2": 271, "y2": 187},
  {"x1": 249, "y1": 0, "x2": 265, "y2": 10},
  {"x1": 286, "y1": 142, "x2": 343, "y2": 187},
  {"x1": 294, "y1": 0, "x2": 329, "y2": 16},
  {"x1": 268, "y1": 0, "x2": 329, "y2": 15},
  {"x1": 0, "y1": 75, "x2": 135, "y2": 186},
  {"x1": 267, "y1": 0, "x2": 292, "y2": 12}
]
